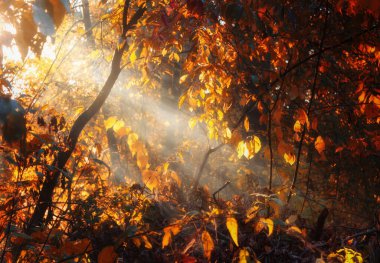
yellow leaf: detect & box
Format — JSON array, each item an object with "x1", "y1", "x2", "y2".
[
  {"x1": 239, "y1": 248, "x2": 250, "y2": 263},
  {"x1": 179, "y1": 74, "x2": 188, "y2": 84},
  {"x1": 162, "y1": 48, "x2": 168, "y2": 57},
  {"x1": 163, "y1": 162, "x2": 169, "y2": 173},
  {"x1": 244, "y1": 116, "x2": 250, "y2": 132},
  {"x1": 178, "y1": 94, "x2": 186, "y2": 109},
  {"x1": 293, "y1": 120, "x2": 302, "y2": 132},
  {"x1": 315, "y1": 136, "x2": 325, "y2": 154},
  {"x1": 98, "y1": 246, "x2": 117, "y2": 263},
  {"x1": 236, "y1": 141, "x2": 246, "y2": 159},
  {"x1": 188, "y1": 117, "x2": 197, "y2": 129},
  {"x1": 284, "y1": 152, "x2": 296, "y2": 165},
  {"x1": 127, "y1": 133, "x2": 139, "y2": 156},
  {"x1": 287, "y1": 226, "x2": 302, "y2": 234},
  {"x1": 226, "y1": 217, "x2": 239, "y2": 246},
  {"x1": 217, "y1": 110, "x2": 224, "y2": 121},
  {"x1": 225, "y1": 127, "x2": 232, "y2": 139},
  {"x1": 259, "y1": 218, "x2": 274, "y2": 236},
  {"x1": 105, "y1": 116, "x2": 117, "y2": 130},
  {"x1": 141, "y1": 170, "x2": 160, "y2": 191},
  {"x1": 201, "y1": 230, "x2": 214, "y2": 261},
  {"x1": 113, "y1": 120, "x2": 125, "y2": 132},
  {"x1": 130, "y1": 51, "x2": 137, "y2": 63},
  {"x1": 174, "y1": 53, "x2": 180, "y2": 62},
  {"x1": 249, "y1": 136, "x2": 261, "y2": 155}
]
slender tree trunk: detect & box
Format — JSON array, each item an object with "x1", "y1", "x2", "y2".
[
  {"x1": 82, "y1": 0, "x2": 94, "y2": 44},
  {"x1": 26, "y1": 3, "x2": 146, "y2": 232}
]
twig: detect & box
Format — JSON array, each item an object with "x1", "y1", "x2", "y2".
[{"x1": 212, "y1": 181, "x2": 231, "y2": 207}]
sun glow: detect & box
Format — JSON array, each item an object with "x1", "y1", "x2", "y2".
[{"x1": 0, "y1": 18, "x2": 22, "y2": 62}]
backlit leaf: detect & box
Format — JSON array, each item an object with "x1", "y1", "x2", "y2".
[
  {"x1": 179, "y1": 74, "x2": 188, "y2": 84},
  {"x1": 226, "y1": 217, "x2": 239, "y2": 246},
  {"x1": 315, "y1": 136, "x2": 325, "y2": 154},
  {"x1": 112, "y1": 120, "x2": 125, "y2": 132},
  {"x1": 284, "y1": 152, "x2": 296, "y2": 165},
  {"x1": 201, "y1": 230, "x2": 214, "y2": 261},
  {"x1": 188, "y1": 117, "x2": 197, "y2": 129},
  {"x1": 244, "y1": 116, "x2": 250, "y2": 132},
  {"x1": 105, "y1": 116, "x2": 117, "y2": 130},
  {"x1": 130, "y1": 51, "x2": 137, "y2": 63},
  {"x1": 293, "y1": 120, "x2": 302, "y2": 132},
  {"x1": 141, "y1": 170, "x2": 160, "y2": 191},
  {"x1": 239, "y1": 248, "x2": 250, "y2": 263},
  {"x1": 259, "y1": 218, "x2": 274, "y2": 236},
  {"x1": 162, "y1": 225, "x2": 181, "y2": 248}
]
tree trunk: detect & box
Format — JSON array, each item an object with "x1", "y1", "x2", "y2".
[
  {"x1": 26, "y1": 3, "x2": 146, "y2": 232},
  {"x1": 82, "y1": 0, "x2": 94, "y2": 44}
]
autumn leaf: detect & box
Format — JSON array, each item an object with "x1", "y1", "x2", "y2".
[
  {"x1": 188, "y1": 117, "x2": 197, "y2": 129},
  {"x1": 141, "y1": 170, "x2": 160, "y2": 191},
  {"x1": 201, "y1": 230, "x2": 214, "y2": 261},
  {"x1": 105, "y1": 116, "x2": 117, "y2": 130},
  {"x1": 284, "y1": 152, "x2": 296, "y2": 165},
  {"x1": 226, "y1": 217, "x2": 239, "y2": 246},
  {"x1": 293, "y1": 120, "x2": 302, "y2": 132},
  {"x1": 287, "y1": 226, "x2": 302, "y2": 234},
  {"x1": 178, "y1": 94, "x2": 187, "y2": 108},
  {"x1": 162, "y1": 225, "x2": 181, "y2": 248},
  {"x1": 137, "y1": 151, "x2": 149, "y2": 170},
  {"x1": 315, "y1": 136, "x2": 325, "y2": 154},
  {"x1": 244, "y1": 116, "x2": 250, "y2": 132},
  {"x1": 179, "y1": 74, "x2": 189, "y2": 84},
  {"x1": 112, "y1": 120, "x2": 125, "y2": 132},
  {"x1": 98, "y1": 246, "x2": 117, "y2": 263},
  {"x1": 257, "y1": 218, "x2": 274, "y2": 236},
  {"x1": 237, "y1": 141, "x2": 247, "y2": 159},
  {"x1": 239, "y1": 248, "x2": 250, "y2": 263},
  {"x1": 130, "y1": 51, "x2": 137, "y2": 63}
]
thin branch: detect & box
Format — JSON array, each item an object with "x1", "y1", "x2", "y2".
[{"x1": 287, "y1": 4, "x2": 329, "y2": 204}]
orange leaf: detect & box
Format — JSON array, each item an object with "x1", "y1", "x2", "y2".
[
  {"x1": 284, "y1": 152, "x2": 296, "y2": 165},
  {"x1": 141, "y1": 170, "x2": 160, "y2": 191},
  {"x1": 201, "y1": 230, "x2": 214, "y2": 261},
  {"x1": 162, "y1": 225, "x2": 181, "y2": 248},
  {"x1": 293, "y1": 120, "x2": 302, "y2": 132},
  {"x1": 315, "y1": 136, "x2": 325, "y2": 154},
  {"x1": 98, "y1": 246, "x2": 117, "y2": 263},
  {"x1": 226, "y1": 217, "x2": 239, "y2": 246},
  {"x1": 244, "y1": 116, "x2": 250, "y2": 132},
  {"x1": 259, "y1": 218, "x2": 274, "y2": 236}
]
